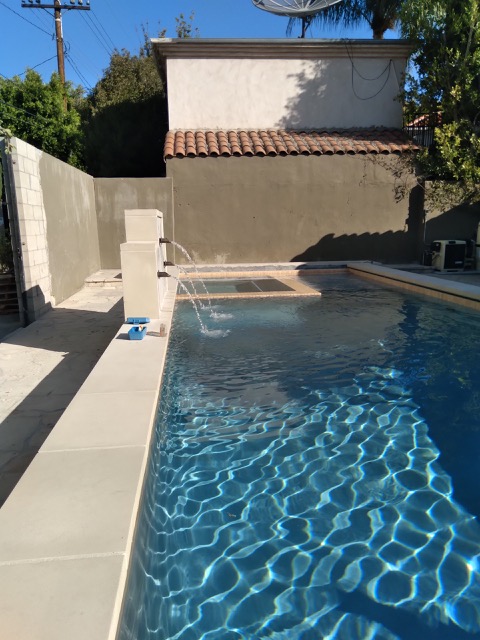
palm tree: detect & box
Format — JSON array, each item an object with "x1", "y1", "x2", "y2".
[{"x1": 287, "y1": 0, "x2": 404, "y2": 39}]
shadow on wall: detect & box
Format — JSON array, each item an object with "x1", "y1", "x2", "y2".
[
  {"x1": 276, "y1": 62, "x2": 326, "y2": 130},
  {"x1": 425, "y1": 200, "x2": 480, "y2": 245},
  {"x1": 292, "y1": 229, "x2": 416, "y2": 263},
  {"x1": 275, "y1": 56, "x2": 397, "y2": 130},
  {"x1": 22, "y1": 285, "x2": 52, "y2": 326},
  {"x1": 0, "y1": 299, "x2": 123, "y2": 507},
  {"x1": 292, "y1": 188, "x2": 425, "y2": 263}
]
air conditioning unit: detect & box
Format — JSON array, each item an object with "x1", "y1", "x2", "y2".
[{"x1": 431, "y1": 240, "x2": 466, "y2": 271}]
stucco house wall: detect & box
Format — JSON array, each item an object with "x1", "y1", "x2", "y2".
[
  {"x1": 154, "y1": 38, "x2": 426, "y2": 265},
  {"x1": 154, "y1": 39, "x2": 410, "y2": 131},
  {"x1": 166, "y1": 155, "x2": 424, "y2": 265}
]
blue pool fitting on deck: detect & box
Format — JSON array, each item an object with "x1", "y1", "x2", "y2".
[
  {"x1": 128, "y1": 325, "x2": 147, "y2": 340},
  {"x1": 126, "y1": 317, "x2": 150, "y2": 324}
]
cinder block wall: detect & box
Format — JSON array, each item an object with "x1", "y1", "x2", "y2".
[
  {"x1": 5, "y1": 139, "x2": 56, "y2": 319},
  {"x1": 5, "y1": 138, "x2": 101, "y2": 321}
]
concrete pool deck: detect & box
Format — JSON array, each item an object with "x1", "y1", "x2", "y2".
[{"x1": 0, "y1": 262, "x2": 480, "y2": 640}]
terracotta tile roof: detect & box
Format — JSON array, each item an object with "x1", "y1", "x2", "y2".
[{"x1": 164, "y1": 129, "x2": 419, "y2": 159}]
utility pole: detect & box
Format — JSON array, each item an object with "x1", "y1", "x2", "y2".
[
  {"x1": 21, "y1": 0, "x2": 90, "y2": 89},
  {"x1": 54, "y1": 0, "x2": 65, "y2": 85}
]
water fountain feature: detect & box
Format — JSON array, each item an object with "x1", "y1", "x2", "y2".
[
  {"x1": 160, "y1": 238, "x2": 232, "y2": 330},
  {"x1": 120, "y1": 214, "x2": 231, "y2": 337}
]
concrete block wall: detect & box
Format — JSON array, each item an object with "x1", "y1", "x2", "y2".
[
  {"x1": 8, "y1": 138, "x2": 54, "y2": 319},
  {"x1": 3, "y1": 138, "x2": 103, "y2": 323}
]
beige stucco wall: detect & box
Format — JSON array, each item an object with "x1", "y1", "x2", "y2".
[
  {"x1": 94, "y1": 178, "x2": 173, "y2": 269},
  {"x1": 154, "y1": 40, "x2": 410, "y2": 131},
  {"x1": 167, "y1": 57, "x2": 405, "y2": 130},
  {"x1": 166, "y1": 155, "x2": 424, "y2": 264}
]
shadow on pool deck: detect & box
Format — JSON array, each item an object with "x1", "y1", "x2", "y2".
[{"x1": 0, "y1": 290, "x2": 123, "y2": 507}]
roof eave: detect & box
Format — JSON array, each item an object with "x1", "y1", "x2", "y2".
[{"x1": 152, "y1": 38, "x2": 415, "y2": 76}]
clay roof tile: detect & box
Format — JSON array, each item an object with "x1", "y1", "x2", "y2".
[
  {"x1": 259, "y1": 130, "x2": 277, "y2": 156},
  {"x1": 228, "y1": 131, "x2": 242, "y2": 156},
  {"x1": 205, "y1": 131, "x2": 220, "y2": 157},
  {"x1": 163, "y1": 129, "x2": 420, "y2": 160},
  {"x1": 164, "y1": 131, "x2": 175, "y2": 159}
]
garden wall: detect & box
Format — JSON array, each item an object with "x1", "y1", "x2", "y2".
[
  {"x1": 94, "y1": 178, "x2": 173, "y2": 269},
  {"x1": 2, "y1": 138, "x2": 100, "y2": 321},
  {"x1": 166, "y1": 155, "x2": 426, "y2": 265}
]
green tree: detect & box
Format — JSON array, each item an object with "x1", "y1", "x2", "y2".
[
  {"x1": 401, "y1": 0, "x2": 480, "y2": 200},
  {"x1": 0, "y1": 71, "x2": 84, "y2": 167},
  {"x1": 287, "y1": 0, "x2": 405, "y2": 39},
  {"x1": 82, "y1": 37, "x2": 167, "y2": 177},
  {"x1": 83, "y1": 13, "x2": 198, "y2": 178}
]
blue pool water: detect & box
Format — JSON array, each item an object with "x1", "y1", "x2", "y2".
[{"x1": 120, "y1": 274, "x2": 480, "y2": 640}]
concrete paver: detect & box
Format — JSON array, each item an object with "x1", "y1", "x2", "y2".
[
  {"x1": 0, "y1": 286, "x2": 123, "y2": 506},
  {"x1": 0, "y1": 555, "x2": 124, "y2": 640}
]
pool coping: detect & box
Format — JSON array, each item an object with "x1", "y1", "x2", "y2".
[
  {"x1": 349, "y1": 262, "x2": 480, "y2": 311},
  {"x1": 0, "y1": 262, "x2": 479, "y2": 640}
]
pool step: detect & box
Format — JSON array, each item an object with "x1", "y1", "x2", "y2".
[{"x1": 0, "y1": 275, "x2": 19, "y2": 315}]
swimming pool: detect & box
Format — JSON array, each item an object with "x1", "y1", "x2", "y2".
[{"x1": 120, "y1": 273, "x2": 480, "y2": 640}]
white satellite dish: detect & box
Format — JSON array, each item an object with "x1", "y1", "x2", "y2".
[{"x1": 252, "y1": 0, "x2": 343, "y2": 19}]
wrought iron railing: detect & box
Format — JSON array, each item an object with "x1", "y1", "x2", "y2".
[{"x1": 403, "y1": 113, "x2": 440, "y2": 148}]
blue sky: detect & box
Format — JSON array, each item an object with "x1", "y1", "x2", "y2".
[{"x1": 0, "y1": 0, "x2": 400, "y2": 91}]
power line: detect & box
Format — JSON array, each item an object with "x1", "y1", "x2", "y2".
[
  {"x1": 0, "y1": 98, "x2": 58, "y2": 125},
  {"x1": 81, "y1": 11, "x2": 112, "y2": 56},
  {"x1": 64, "y1": 51, "x2": 92, "y2": 90},
  {"x1": 19, "y1": 55, "x2": 58, "y2": 75},
  {"x1": 103, "y1": 0, "x2": 130, "y2": 43},
  {"x1": 64, "y1": 39, "x2": 101, "y2": 82},
  {"x1": 0, "y1": 0, "x2": 52, "y2": 36},
  {"x1": 34, "y1": 6, "x2": 54, "y2": 29},
  {"x1": 21, "y1": 0, "x2": 91, "y2": 103},
  {"x1": 90, "y1": 10, "x2": 117, "y2": 51}
]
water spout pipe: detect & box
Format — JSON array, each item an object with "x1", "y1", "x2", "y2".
[
  {"x1": 157, "y1": 271, "x2": 171, "y2": 278},
  {"x1": 159, "y1": 238, "x2": 171, "y2": 244}
]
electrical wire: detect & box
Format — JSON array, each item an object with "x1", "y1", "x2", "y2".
[
  {"x1": 90, "y1": 10, "x2": 118, "y2": 51},
  {"x1": 103, "y1": 0, "x2": 131, "y2": 43},
  {"x1": 0, "y1": 98, "x2": 57, "y2": 124},
  {"x1": 34, "y1": 6, "x2": 54, "y2": 30},
  {"x1": 64, "y1": 50, "x2": 92, "y2": 90},
  {"x1": 85, "y1": 11, "x2": 114, "y2": 53},
  {"x1": 80, "y1": 11, "x2": 113, "y2": 56},
  {"x1": 19, "y1": 55, "x2": 57, "y2": 75},
  {"x1": 0, "y1": 0, "x2": 52, "y2": 36},
  {"x1": 64, "y1": 39, "x2": 101, "y2": 82},
  {"x1": 343, "y1": 39, "x2": 393, "y2": 101},
  {"x1": 344, "y1": 40, "x2": 392, "y2": 82}
]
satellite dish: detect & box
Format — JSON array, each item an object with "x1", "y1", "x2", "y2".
[
  {"x1": 252, "y1": 0, "x2": 344, "y2": 37},
  {"x1": 252, "y1": 0, "x2": 343, "y2": 18}
]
